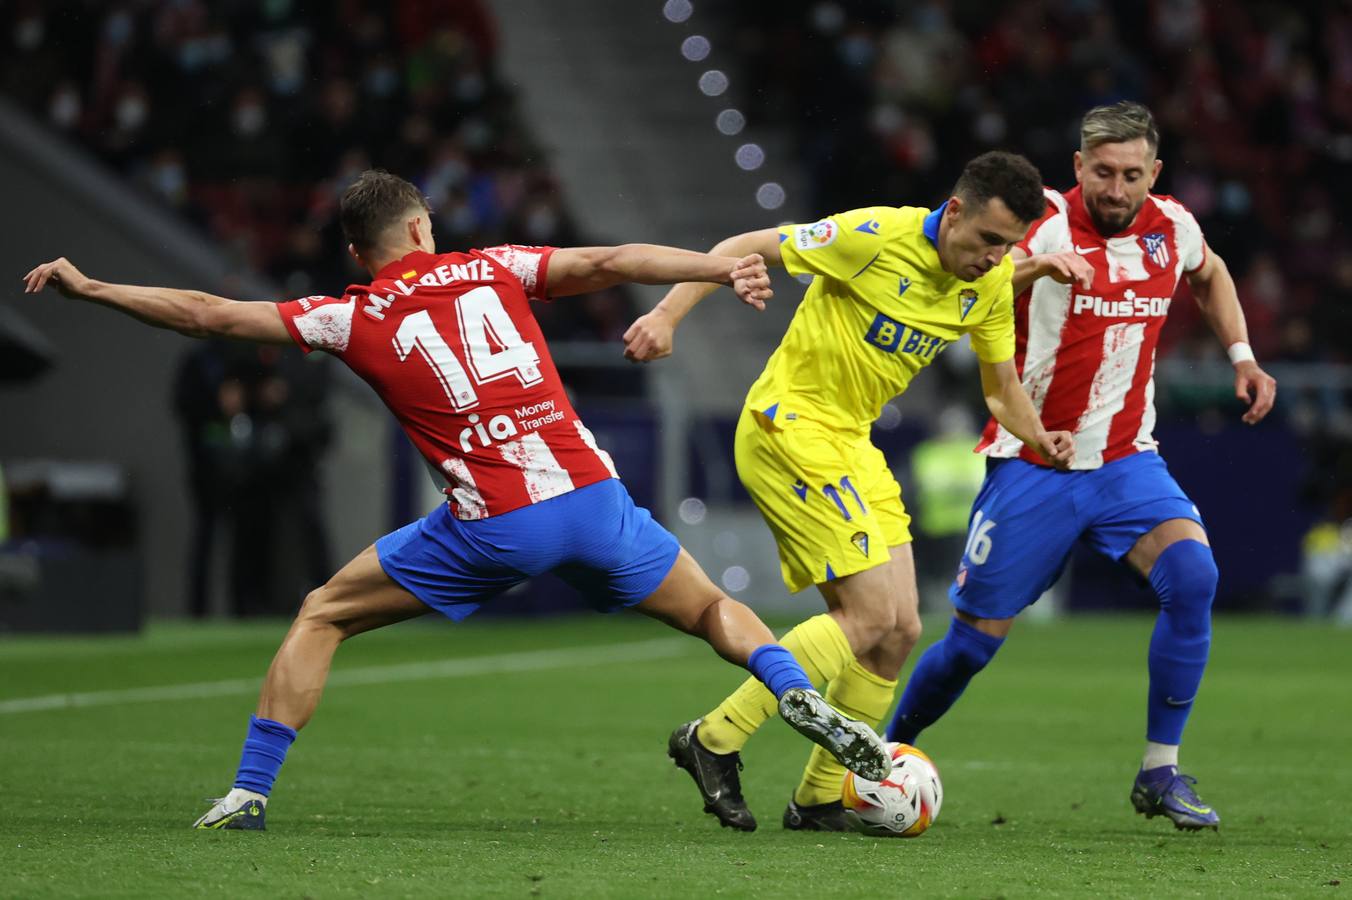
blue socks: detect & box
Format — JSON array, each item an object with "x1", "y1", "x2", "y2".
[
  {"x1": 1145, "y1": 540, "x2": 1217, "y2": 744},
  {"x1": 747, "y1": 644, "x2": 815, "y2": 699},
  {"x1": 233, "y1": 715, "x2": 298, "y2": 796},
  {"x1": 886, "y1": 617, "x2": 1004, "y2": 744}
]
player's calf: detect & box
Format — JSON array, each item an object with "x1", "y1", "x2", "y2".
[{"x1": 885, "y1": 616, "x2": 1004, "y2": 744}]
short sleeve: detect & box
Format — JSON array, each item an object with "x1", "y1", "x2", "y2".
[
  {"x1": 1154, "y1": 195, "x2": 1206, "y2": 273},
  {"x1": 481, "y1": 245, "x2": 556, "y2": 301},
  {"x1": 777, "y1": 207, "x2": 896, "y2": 281},
  {"x1": 967, "y1": 279, "x2": 1016, "y2": 364},
  {"x1": 276, "y1": 295, "x2": 355, "y2": 354}
]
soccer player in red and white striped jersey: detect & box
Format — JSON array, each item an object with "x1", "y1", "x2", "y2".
[
  {"x1": 884, "y1": 103, "x2": 1277, "y2": 831},
  {"x1": 23, "y1": 170, "x2": 892, "y2": 831}
]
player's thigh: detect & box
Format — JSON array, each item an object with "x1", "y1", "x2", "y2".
[
  {"x1": 1079, "y1": 453, "x2": 1208, "y2": 578},
  {"x1": 1124, "y1": 518, "x2": 1209, "y2": 579},
  {"x1": 948, "y1": 460, "x2": 1080, "y2": 620},
  {"x1": 734, "y1": 410, "x2": 893, "y2": 593},
  {"x1": 550, "y1": 479, "x2": 682, "y2": 613},
  {"x1": 303, "y1": 543, "x2": 431, "y2": 636}
]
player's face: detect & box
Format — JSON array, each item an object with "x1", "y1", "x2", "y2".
[
  {"x1": 941, "y1": 196, "x2": 1031, "y2": 282},
  {"x1": 1075, "y1": 138, "x2": 1162, "y2": 235}
]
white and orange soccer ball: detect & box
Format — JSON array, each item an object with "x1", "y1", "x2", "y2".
[{"x1": 841, "y1": 742, "x2": 943, "y2": 837}]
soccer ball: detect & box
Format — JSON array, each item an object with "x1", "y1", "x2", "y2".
[{"x1": 841, "y1": 742, "x2": 943, "y2": 837}]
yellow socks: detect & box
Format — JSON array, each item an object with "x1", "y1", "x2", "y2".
[
  {"x1": 792, "y1": 659, "x2": 898, "y2": 807},
  {"x1": 696, "y1": 613, "x2": 853, "y2": 754}
]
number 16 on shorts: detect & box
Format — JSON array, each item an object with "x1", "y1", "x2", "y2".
[{"x1": 963, "y1": 510, "x2": 996, "y2": 565}]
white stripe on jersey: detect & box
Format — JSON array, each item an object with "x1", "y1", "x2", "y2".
[
  {"x1": 293, "y1": 297, "x2": 355, "y2": 352},
  {"x1": 499, "y1": 432, "x2": 575, "y2": 503},
  {"x1": 988, "y1": 212, "x2": 1074, "y2": 457},
  {"x1": 1152, "y1": 196, "x2": 1206, "y2": 274},
  {"x1": 441, "y1": 457, "x2": 488, "y2": 520},
  {"x1": 1073, "y1": 322, "x2": 1146, "y2": 468},
  {"x1": 574, "y1": 421, "x2": 619, "y2": 478},
  {"x1": 1133, "y1": 357, "x2": 1159, "y2": 454}
]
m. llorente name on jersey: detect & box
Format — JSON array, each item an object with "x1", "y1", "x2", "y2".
[
  {"x1": 458, "y1": 399, "x2": 565, "y2": 453},
  {"x1": 361, "y1": 258, "x2": 499, "y2": 321}
]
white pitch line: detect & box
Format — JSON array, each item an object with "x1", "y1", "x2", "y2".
[{"x1": 0, "y1": 637, "x2": 696, "y2": 716}]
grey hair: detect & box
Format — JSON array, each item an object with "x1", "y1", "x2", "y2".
[{"x1": 1080, "y1": 101, "x2": 1159, "y2": 153}]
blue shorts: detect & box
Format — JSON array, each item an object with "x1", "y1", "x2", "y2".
[
  {"x1": 950, "y1": 452, "x2": 1204, "y2": 620},
  {"x1": 375, "y1": 479, "x2": 681, "y2": 621}
]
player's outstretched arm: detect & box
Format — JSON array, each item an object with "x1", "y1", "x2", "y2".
[
  {"x1": 1185, "y1": 244, "x2": 1276, "y2": 425},
  {"x1": 23, "y1": 257, "x2": 292, "y2": 344},
  {"x1": 1009, "y1": 247, "x2": 1095, "y2": 296},
  {"x1": 546, "y1": 244, "x2": 771, "y2": 301},
  {"x1": 623, "y1": 228, "x2": 783, "y2": 362},
  {"x1": 979, "y1": 357, "x2": 1075, "y2": 470}
]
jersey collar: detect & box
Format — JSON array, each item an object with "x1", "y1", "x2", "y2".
[
  {"x1": 375, "y1": 249, "x2": 439, "y2": 282},
  {"x1": 922, "y1": 201, "x2": 946, "y2": 249}
]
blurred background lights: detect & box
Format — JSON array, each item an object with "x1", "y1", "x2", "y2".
[
  {"x1": 735, "y1": 142, "x2": 765, "y2": 170},
  {"x1": 716, "y1": 108, "x2": 745, "y2": 135},
  {"x1": 756, "y1": 182, "x2": 786, "y2": 210},
  {"x1": 678, "y1": 497, "x2": 707, "y2": 525},
  {"x1": 698, "y1": 69, "x2": 728, "y2": 96},
  {"x1": 681, "y1": 35, "x2": 711, "y2": 62},
  {"x1": 721, "y1": 566, "x2": 751, "y2": 593},
  {"x1": 662, "y1": 0, "x2": 693, "y2": 23}
]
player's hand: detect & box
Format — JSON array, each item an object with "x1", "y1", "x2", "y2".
[
  {"x1": 731, "y1": 253, "x2": 772, "y2": 311},
  {"x1": 622, "y1": 309, "x2": 675, "y2": 363},
  {"x1": 1234, "y1": 360, "x2": 1276, "y2": 424},
  {"x1": 1037, "y1": 252, "x2": 1094, "y2": 290},
  {"x1": 1034, "y1": 430, "x2": 1076, "y2": 471},
  {"x1": 23, "y1": 257, "x2": 93, "y2": 299}
]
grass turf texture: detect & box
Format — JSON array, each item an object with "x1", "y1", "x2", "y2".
[{"x1": 1, "y1": 615, "x2": 1348, "y2": 898}]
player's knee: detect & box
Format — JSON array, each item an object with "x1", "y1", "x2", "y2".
[
  {"x1": 944, "y1": 618, "x2": 1003, "y2": 674},
  {"x1": 842, "y1": 602, "x2": 898, "y2": 648},
  {"x1": 892, "y1": 609, "x2": 923, "y2": 651},
  {"x1": 1149, "y1": 539, "x2": 1217, "y2": 639},
  {"x1": 295, "y1": 585, "x2": 349, "y2": 635}
]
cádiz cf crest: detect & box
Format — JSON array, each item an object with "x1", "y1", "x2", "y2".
[
  {"x1": 958, "y1": 288, "x2": 979, "y2": 321},
  {"x1": 850, "y1": 531, "x2": 870, "y2": 557}
]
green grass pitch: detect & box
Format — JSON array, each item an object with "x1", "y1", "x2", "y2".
[{"x1": 1, "y1": 614, "x2": 1348, "y2": 897}]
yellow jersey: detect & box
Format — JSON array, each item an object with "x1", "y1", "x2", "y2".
[{"x1": 746, "y1": 203, "x2": 1017, "y2": 436}]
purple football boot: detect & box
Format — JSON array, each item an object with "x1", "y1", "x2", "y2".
[{"x1": 1130, "y1": 765, "x2": 1220, "y2": 831}]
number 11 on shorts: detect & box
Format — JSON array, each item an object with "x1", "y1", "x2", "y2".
[{"x1": 963, "y1": 510, "x2": 996, "y2": 565}]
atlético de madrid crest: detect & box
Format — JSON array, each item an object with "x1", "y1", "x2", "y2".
[
  {"x1": 958, "y1": 288, "x2": 979, "y2": 321},
  {"x1": 1142, "y1": 232, "x2": 1170, "y2": 268}
]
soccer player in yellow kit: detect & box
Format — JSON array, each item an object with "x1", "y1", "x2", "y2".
[{"x1": 624, "y1": 151, "x2": 1084, "y2": 831}]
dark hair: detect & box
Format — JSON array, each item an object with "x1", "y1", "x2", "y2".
[
  {"x1": 339, "y1": 170, "x2": 431, "y2": 251},
  {"x1": 1081, "y1": 101, "x2": 1160, "y2": 153},
  {"x1": 952, "y1": 151, "x2": 1046, "y2": 224}
]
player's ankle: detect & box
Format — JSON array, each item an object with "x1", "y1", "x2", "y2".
[{"x1": 1141, "y1": 741, "x2": 1179, "y2": 770}]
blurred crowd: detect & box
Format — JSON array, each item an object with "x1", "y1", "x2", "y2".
[
  {"x1": 722, "y1": 0, "x2": 1351, "y2": 368},
  {"x1": 0, "y1": 0, "x2": 637, "y2": 353}
]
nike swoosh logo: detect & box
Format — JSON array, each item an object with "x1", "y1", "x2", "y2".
[
  {"x1": 1073, "y1": 245, "x2": 1101, "y2": 255},
  {"x1": 1165, "y1": 696, "x2": 1195, "y2": 706},
  {"x1": 1176, "y1": 798, "x2": 1213, "y2": 815}
]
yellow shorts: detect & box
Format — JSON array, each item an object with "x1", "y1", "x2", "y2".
[{"x1": 734, "y1": 407, "x2": 912, "y2": 593}]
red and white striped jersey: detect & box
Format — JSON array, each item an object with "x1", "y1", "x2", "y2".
[
  {"x1": 976, "y1": 185, "x2": 1207, "y2": 469},
  {"x1": 276, "y1": 245, "x2": 618, "y2": 519}
]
